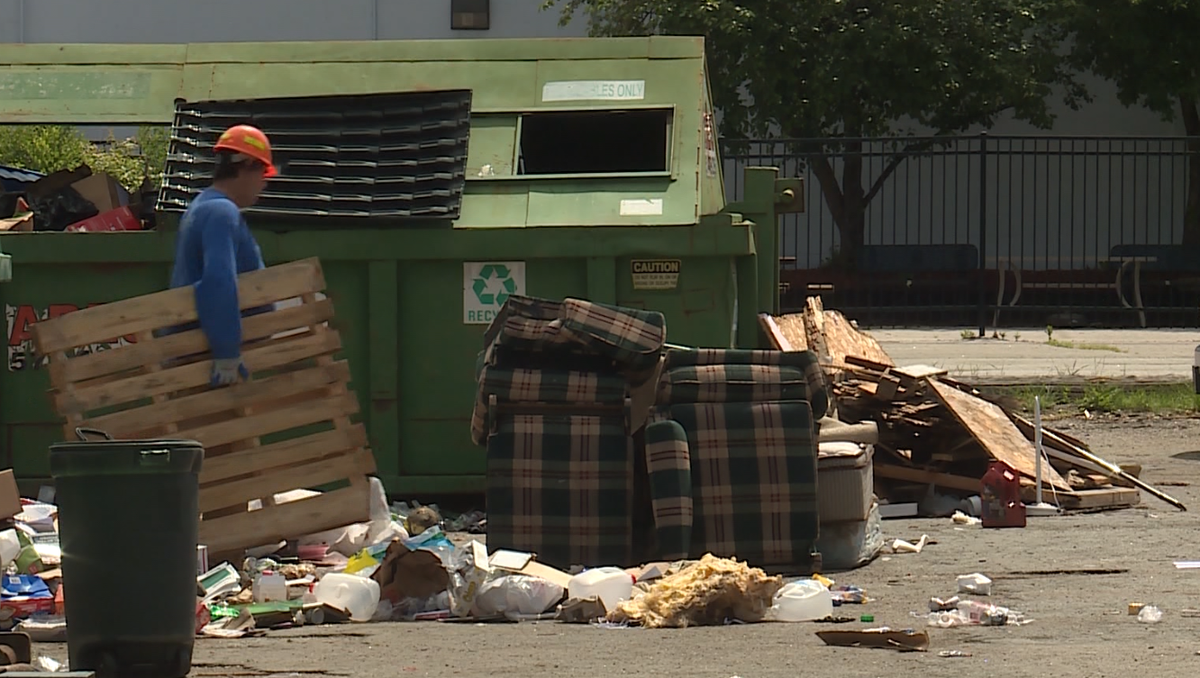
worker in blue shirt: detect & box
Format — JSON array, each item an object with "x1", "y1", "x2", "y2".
[{"x1": 168, "y1": 124, "x2": 277, "y2": 387}]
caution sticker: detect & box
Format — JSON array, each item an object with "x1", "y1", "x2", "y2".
[{"x1": 631, "y1": 259, "x2": 681, "y2": 291}]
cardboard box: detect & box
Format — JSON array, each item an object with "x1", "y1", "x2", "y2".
[
  {"x1": 64, "y1": 206, "x2": 142, "y2": 233},
  {"x1": 69, "y1": 172, "x2": 124, "y2": 213},
  {"x1": 0, "y1": 471, "x2": 21, "y2": 521}
]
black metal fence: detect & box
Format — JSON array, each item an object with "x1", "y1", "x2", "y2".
[{"x1": 723, "y1": 135, "x2": 1200, "y2": 329}]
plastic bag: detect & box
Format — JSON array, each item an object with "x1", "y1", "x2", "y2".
[
  {"x1": 403, "y1": 526, "x2": 455, "y2": 567},
  {"x1": 448, "y1": 542, "x2": 489, "y2": 618},
  {"x1": 473, "y1": 575, "x2": 565, "y2": 621}
]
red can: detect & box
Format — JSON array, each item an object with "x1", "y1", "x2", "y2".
[{"x1": 981, "y1": 461, "x2": 1026, "y2": 528}]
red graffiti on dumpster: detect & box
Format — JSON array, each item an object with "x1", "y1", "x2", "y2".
[{"x1": 6, "y1": 303, "x2": 137, "y2": 372}]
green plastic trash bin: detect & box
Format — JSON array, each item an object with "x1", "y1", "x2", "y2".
[{"x1": 50, "y1": 429, "x2": 204, "y2": 678}]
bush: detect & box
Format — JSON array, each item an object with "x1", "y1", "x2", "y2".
[{"x1": 0, "y1": 125, "x2": 170, "y2": 191}]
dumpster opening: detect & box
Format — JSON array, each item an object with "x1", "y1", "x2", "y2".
[{"x1": 518, "y1": 109, "x2": 672, "y2": 175}]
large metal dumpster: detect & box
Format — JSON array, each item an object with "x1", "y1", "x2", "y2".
[{"x1": 0, "y1": 37, "x2": 798, "y2": 496}]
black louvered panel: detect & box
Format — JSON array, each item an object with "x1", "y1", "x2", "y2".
[{"x1": 156, "y1": 90, "x2": 472, "y2": 220}]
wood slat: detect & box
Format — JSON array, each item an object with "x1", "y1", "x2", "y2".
[
  {"x1": 201, "y1": 425, "x2": 369, "y2": 484},
  {"x1": 33, "y1": 257, "x2": 325, "y2": 355},
  {"x1": 55, "y1": 329, "x2": 342, "y2": 415},
  {"x1": 174, "y1": 391, "x2": 360, "y2": 449},
  {"x1": 50, "y1": 299, "x2": 335, "y2": 387},
  {"x1": 198, "y1": 481, "x2": 371, "y2": 554},
  {"x1": 81, "y1": 361, "x2": 351, "y2": 437},
  {"x1": 199, "y1": 448, "x2": 375, "y2": 514}
]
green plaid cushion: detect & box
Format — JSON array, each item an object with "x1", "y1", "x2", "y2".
[
  {"x1": 664, "y1": 348, "x2": 828, "y2": 419},
  {"x1": 668, "y1": 400, "x2": 819, "y2": 567},
  {"x1": 483, "y1": 295, "x2": 665, "y2": 373},
  {"x1": 485, "y1": 412, "x2": 634, "y2": 569},
  {"x1": 659, "y1": 364, "x2": 815, "y2": 405},
  {"x1": 644, "y1": 419, "x2": 693, "y2": 561},
  {"x1": 470, "y1": 367, "x2": 627, "y2": 446}
]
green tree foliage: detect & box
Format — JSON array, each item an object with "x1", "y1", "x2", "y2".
[
  {"x1": 545, "y1": 0, "x2": 1085, "y2": 261},
  {"x1": 1065, "y1": 0, "x2": 1200, "y2": 243},
  {"x1": 0, "y1": 125, "x2": 170, "y2": 192}
]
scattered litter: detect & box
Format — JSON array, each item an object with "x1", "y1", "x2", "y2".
[
  {"x1": 816, "y1": 627, "x2": 929, "y2": 652},
  {"x1": 929, "y1": 596, "x2": 960, "y2": 612},
  {"x1": 890, "y1": 535, "x2": 929, "y2": 554},
  {"x1": 1129, "y1": 603, "x2": 1146, "y2": 616},
  {"x1": 767, "y1": 579, "x2": 833, "y2": 622},
  {"x1": 608, "y1": 554, "x2": 781, "y2": 628},
  {"x1": 925, "y1": 600, "x2": 1031, "y2": 627},
  {"x1": 939, "y1": 650, "x2": 972, "y2": 658},
  {"x1": 830, "y1": 585, "x2": 867, "y2": 605},
  {"x1": 1173, "y1": 561, "x2": 1200, "y2": 570},
  {"x1": 956, "y1": 573, "x2": 992, "y2": 596},
  {"x1": 951, "y1": 511, "x2": 981, "y2": 526},
  {"x1": 1137, "y1": 605, "x2": 1163, "y2": 624}
]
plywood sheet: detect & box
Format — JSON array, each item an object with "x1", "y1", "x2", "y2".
[
  {"x1": 927, "y1": 379, "x2": 1071, "y2": 490},
  {"x1": 771, "y1": 313, "x2": 808, "y2": 352}
]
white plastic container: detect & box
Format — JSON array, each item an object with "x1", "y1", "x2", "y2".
[
  {"x1": 0, "y1": 530, "x2": 20, "y2": 568},
  {"x1": 567, "y1": 567, "x2": 634, "y2": 614},
  {"x1": 314, "y1": 572, "x2": 381, "y2": 622},
  {"x1": 253, "y1": 571, "x2": 288, "y2": 603},
  {"x1": 769, "y1": 579, "x2": 834, "y2": 622}
]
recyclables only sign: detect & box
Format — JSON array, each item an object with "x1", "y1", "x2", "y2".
[{"x1": 463, "y1": 262, "x2": 526, "y2": 324}]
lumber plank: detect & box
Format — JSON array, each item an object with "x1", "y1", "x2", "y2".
[
  {"x1": 765, "y1": 313, "x2": 805, "y2": 351},
  {"x1": 926, "y1": 379, "x2": 1072, "y2": 491},
  {"x1": 33, "y1": 257, "x2": 325, "y2": 355},
  {"x1": 1059, "y1": 487, "x2": 1141, "y2": 510},
  {"x1": 81, "y1": 362, "x2": 351, "y2": 437},
  {"x1": 175, "y1": 391, "x2": 360, "y2": 449},
  {"x1": 52, "y1": 299, "x2": 334, "y2": 386},
  {"x1": 201, "y1": 425, "x2": 369, "y2": 484},
  {"x1": 199, "y1": 447, "x2": 376, "y2": 513},
  {"x1": 892, "y1": 364, "x2": 949, "y2": 381},
  {"x1": 873, "y1": 464, "x2": 983, "y2": 494},
  {"x1": 198, "y1": 483, "x2": 371, "y2": 554},
  {"x1": 55, "y1": 329, "x2": 342, "y2": 415},
  {"x1": 758, "y1": 314, "x2": 795, "y2": 351}
]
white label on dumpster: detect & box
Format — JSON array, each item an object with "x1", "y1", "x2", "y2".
[
  {"x1": 619, "y1": 198, "x2": 663, "y2": 216},
  {"x1": 541, "y1": 80, "x2": 646, "y2": 102},
  {"x1": 464, "y1": 262, "x2": 526, "y2": 325}
]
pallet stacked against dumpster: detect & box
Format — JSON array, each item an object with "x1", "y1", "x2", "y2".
[
  {"x1": 761, "y1": 299, "x2": 1186, "y2": 513},
  {"x1": 31, "y1": 257, "x2": 376, "y2": 554}
]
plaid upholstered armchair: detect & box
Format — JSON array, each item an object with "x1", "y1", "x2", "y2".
[
  {"x1": 471, "y1": 296, "x2": 666, "y2": 570},
  {"x1": 646, "y1": 348, "x2": 828, "y2": 569}
]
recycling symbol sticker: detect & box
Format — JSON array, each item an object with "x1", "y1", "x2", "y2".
[{"x1": 463, "y1": 261, "x2": 526, "y2": 325}]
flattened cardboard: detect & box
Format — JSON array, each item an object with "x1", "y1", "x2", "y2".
[{"x1": 0, "y1": 471, "x2": 22, "y2": 521}]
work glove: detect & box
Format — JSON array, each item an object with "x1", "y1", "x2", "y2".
[{"x1": 211, "y1": 357, "x2": 249, "y2": 387}]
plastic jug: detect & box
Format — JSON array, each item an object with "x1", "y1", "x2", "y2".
[
  {"x1": 768, "y1": 579, "x2": 834, "y2": 622},
  {"x1": 981, "y1": 461, "x2": 1026, "y2": 528},
  {"x1": 314, "y1": 573, "x2": 381, "y2": 622},
  {"x1": 567, "y1": 567, "x2": 634, "y2": 614},
  {"x1": 253, "y1": 571, "x2": 288, "y2": 603},
  {"x1": 0, "y1": 530, "x2": 20, "y2": 568}
]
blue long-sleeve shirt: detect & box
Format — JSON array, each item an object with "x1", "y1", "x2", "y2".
[{"x1": 168, "y1": 188, "x2": 266, "y2": 360}]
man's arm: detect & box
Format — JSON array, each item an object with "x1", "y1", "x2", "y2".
[{"x1": 193, "y1": 202, "x2": 243, "y2": 360}]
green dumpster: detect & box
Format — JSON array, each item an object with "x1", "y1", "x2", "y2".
[{"x1": 0, "y1": 37, "x2": 800, "y2": 496}]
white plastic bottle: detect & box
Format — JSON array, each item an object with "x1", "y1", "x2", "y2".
[
  {"x1": 768, "y1": 579, "x2": 834, "y2": 622},
  {"x1": 314, "y1": 572, "x2": 382, "y2": 622},
  {"x1": 0, "y1": 530, "x2": 20, "y2": 569},
  {"x1": 568, "y1": 567, "x2": 634, "y2": 614},
  {"x1": 253, "y1": 571, "x2": 288, "y2": 603}
]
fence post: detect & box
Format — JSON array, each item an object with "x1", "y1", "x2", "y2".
[{"x1": 977, "y1": 132, "x2": 988, "y2": 337}]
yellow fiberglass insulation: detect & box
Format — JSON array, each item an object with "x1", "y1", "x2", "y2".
[{"x1": 608, "y1": 554, "x2": 783, "y2": 628}]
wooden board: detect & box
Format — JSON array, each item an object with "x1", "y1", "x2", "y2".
[
  {"x1": 891, "y1": 365, "x2": 948, "y2": 381},
  {"x1": 31, "y1": 258, "x2": 375, "y2": 555},
  {"x1": 769, "y1": 313, "x2": 808, "y2": 352},
  {"x1": 926, "y1": 379, "x2": 1071, "y2": 491},
  {"x1": 819, "y1": 308, "x2": 894, "y2": 368},
  {"x1": 758, "y1": 314, "x2": 797, "y2": 351}
]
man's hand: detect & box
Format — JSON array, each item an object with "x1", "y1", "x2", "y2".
[{"x1": 211, "y1": 357, "x2": 249, "y2": 387}]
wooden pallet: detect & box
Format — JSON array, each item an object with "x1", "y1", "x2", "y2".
[{"x1": 31, "y1": 257, "x2": 376, "y2": 554}]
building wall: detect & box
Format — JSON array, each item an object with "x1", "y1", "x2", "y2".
[{"x1": 0, "y1": 0, "x2": 587, "y2": 43}]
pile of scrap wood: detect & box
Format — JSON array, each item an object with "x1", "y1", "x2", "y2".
[{"x1": 760, "y1": 299, "x2": 1185, "y2": 513}]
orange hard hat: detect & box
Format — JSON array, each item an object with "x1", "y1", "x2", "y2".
[{"x1": 214, "y1": 124, "x2": 277, "y2": 177}]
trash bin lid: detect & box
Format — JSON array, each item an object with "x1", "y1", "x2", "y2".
[{"x1": 49, "y1": 438, "x2": 204, "y2": 478}]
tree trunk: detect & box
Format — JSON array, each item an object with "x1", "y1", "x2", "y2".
[
  {"x1": 808, "y1": 139, "x2": 867, "y2": 268},
  {"x1": 1180, "y1": 97, "x2": 1200, "y2": 246}
]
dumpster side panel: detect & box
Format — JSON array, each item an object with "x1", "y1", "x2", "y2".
[{"x1": 0, "y1": 258, "x2": 169, "y2": 491}]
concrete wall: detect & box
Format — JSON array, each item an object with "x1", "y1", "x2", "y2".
[{"x1": 0, "y1": 0, "x2": 587, "y2": 43}]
